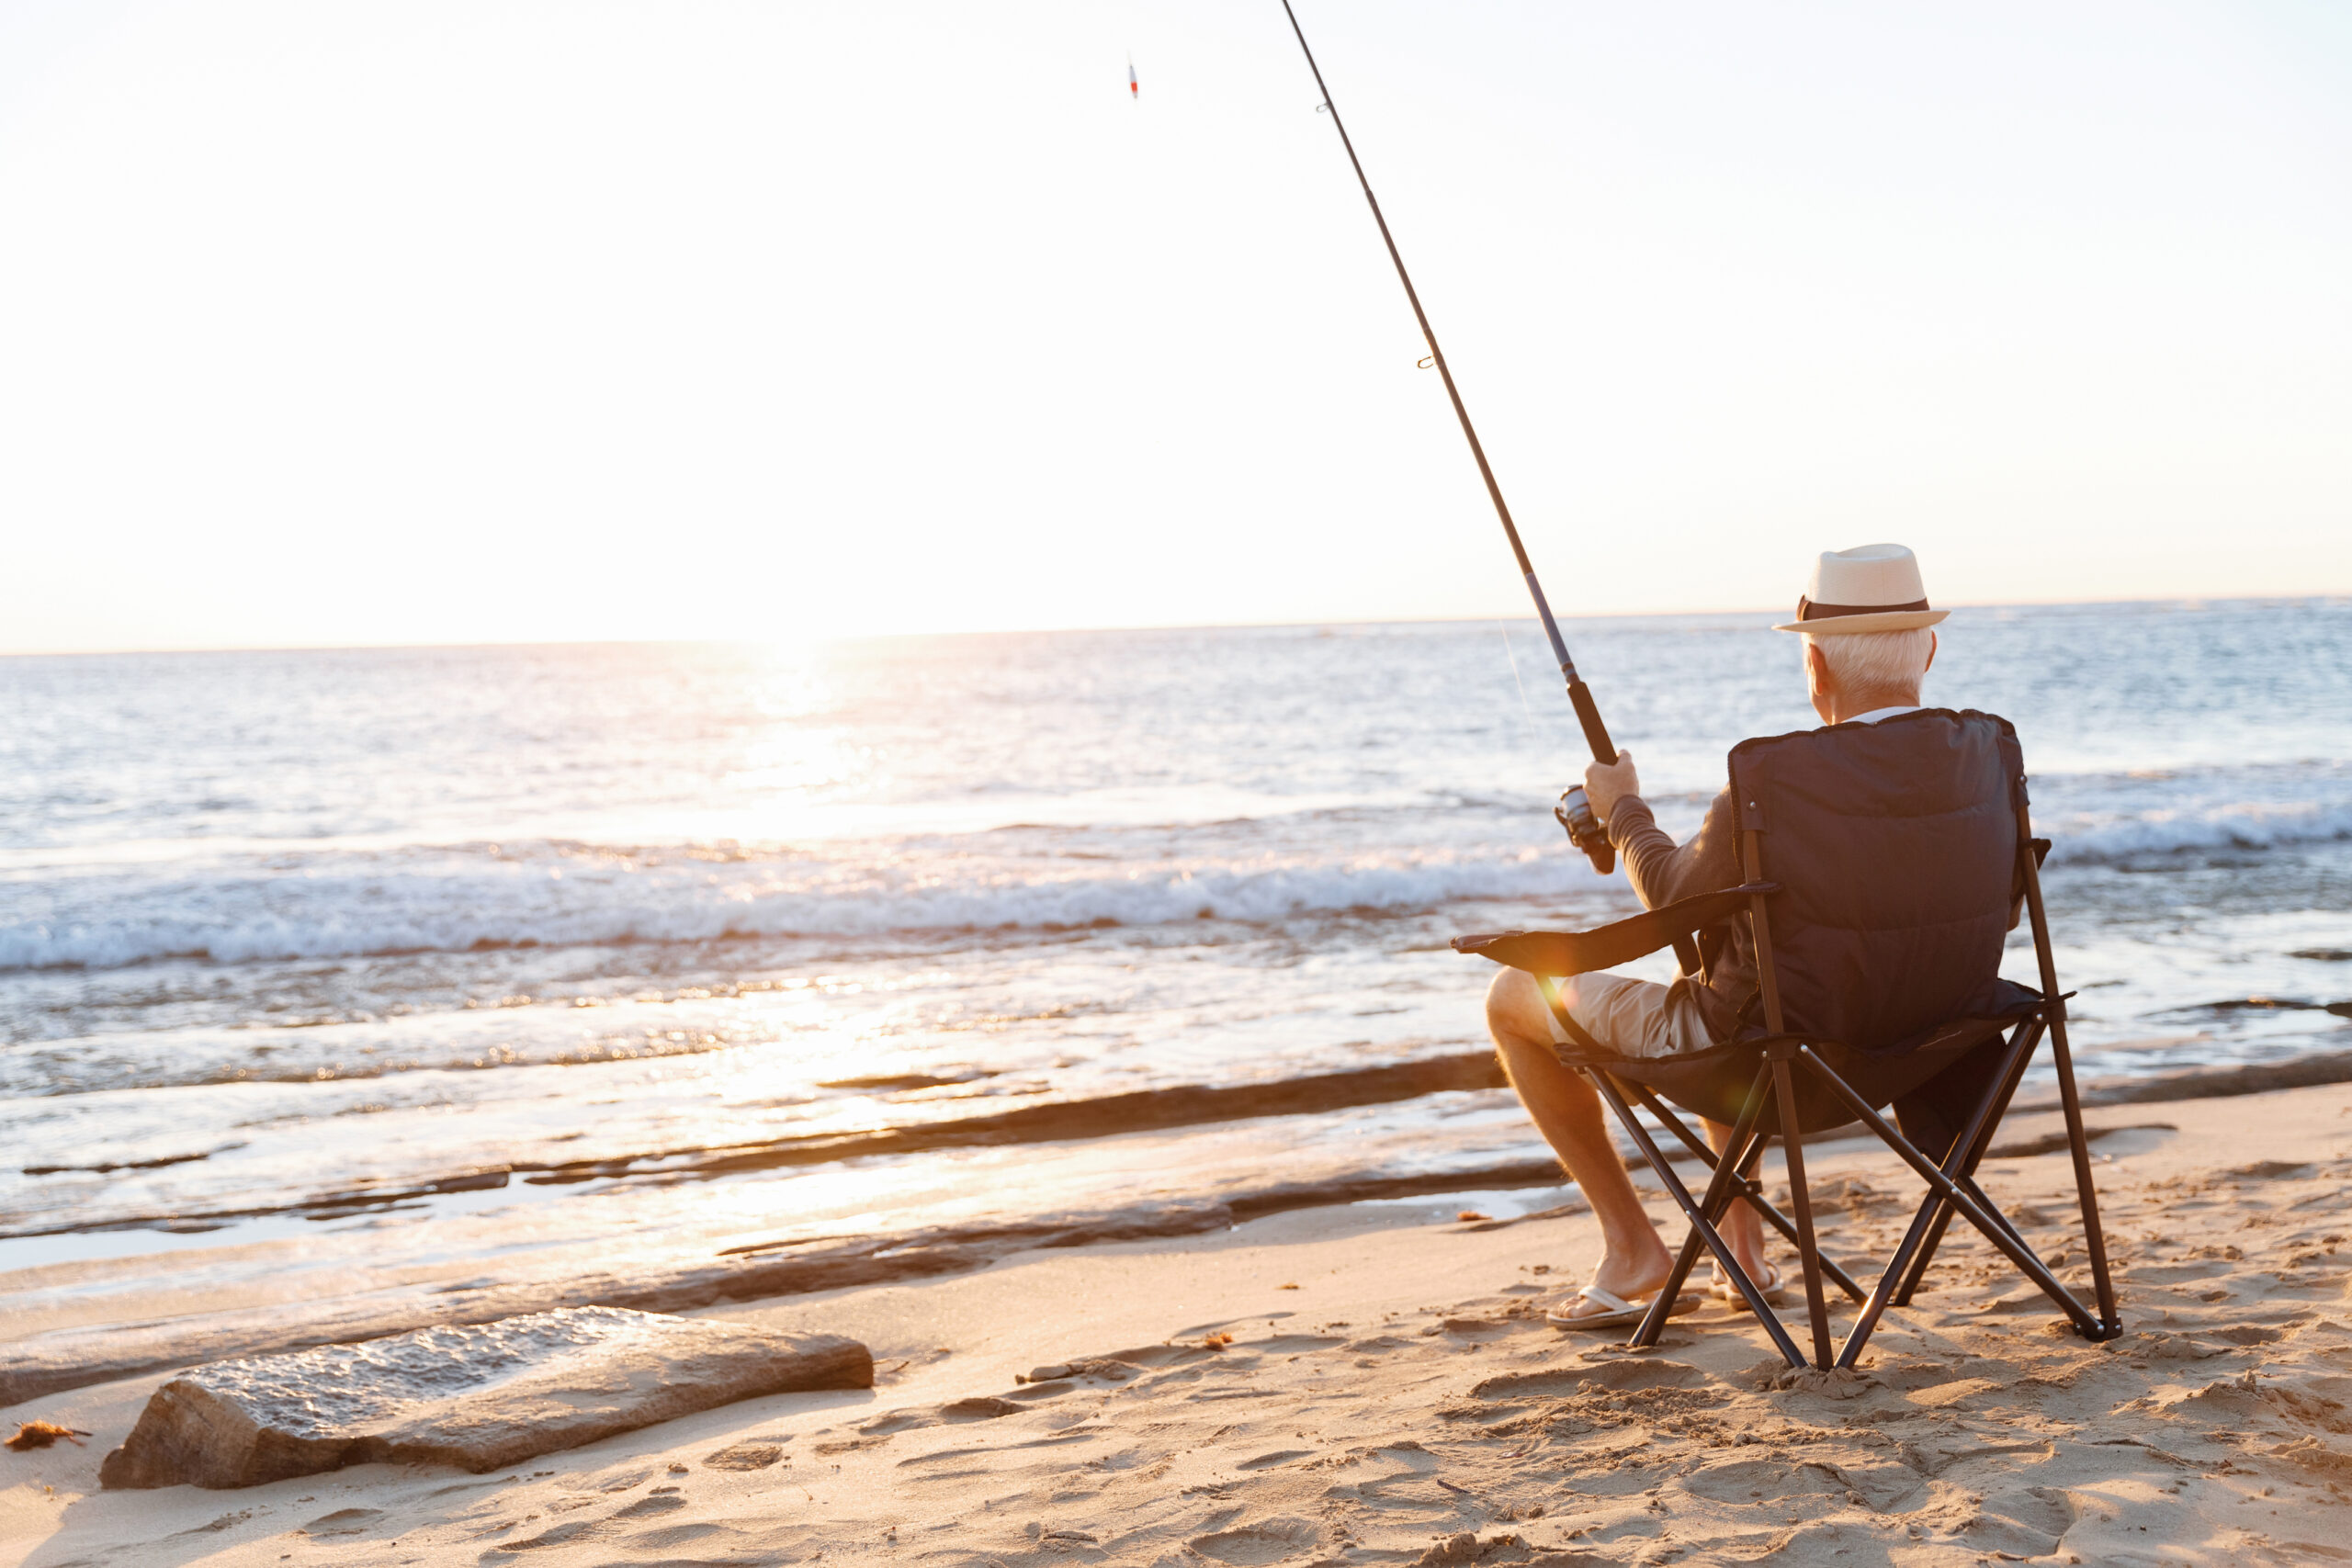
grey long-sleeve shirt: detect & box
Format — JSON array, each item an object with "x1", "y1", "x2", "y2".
[{"x1": 1603, "y1": 789, "x2": 1753, "y2": 1045}]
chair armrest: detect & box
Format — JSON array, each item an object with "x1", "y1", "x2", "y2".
[{"x1": 1452, "y1": 883, "x2": 1775, "y2": 977}]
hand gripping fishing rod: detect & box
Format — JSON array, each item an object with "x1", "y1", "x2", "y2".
[{"x1": 1277, "y1": 0, "x2": 1618, "y2": 874}]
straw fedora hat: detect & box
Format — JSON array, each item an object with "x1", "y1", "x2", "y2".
[{"x1": 1772, "y1": 543, "x2": 1951, "y2": 636}]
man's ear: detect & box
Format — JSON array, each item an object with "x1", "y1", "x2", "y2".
[
  {"x1": 1925, "y1": 631, "x2": 1938, "y2": 674},
  {"x1": 1804, "y1": 640, "x2": 1828, "y2": 690}
]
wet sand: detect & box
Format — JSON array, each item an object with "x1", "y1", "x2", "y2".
[
  {"x1": 10, "y1": 1045, "x2": 2347, "y2": 1417},
  {"x1": 7, "y1": 1077, "x2": 2352, "y2": 1564}
]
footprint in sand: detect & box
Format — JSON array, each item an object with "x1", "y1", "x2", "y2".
[{"x1": 1187, "y1": 1517, "x2": 1319, "y2": 1565}]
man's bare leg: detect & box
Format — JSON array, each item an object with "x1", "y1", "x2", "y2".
[
  {"x1": 1488, "y1": 972, "x2": 1774, "y2": 1304},
  {"x1": 1703, "y1": 1117, "x2": 1773, "y2": 1288},
  {"x1": 1486, "y1": 970, "x2": 1673, "y2": 1317}
]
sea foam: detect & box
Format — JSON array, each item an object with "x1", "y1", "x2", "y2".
[
  {"x1": 0, "y1": 838, "x2": 1604, "y2": 973},
  {"x1": 4, "y1": 787, "x2": 2346, "y2": 973}
]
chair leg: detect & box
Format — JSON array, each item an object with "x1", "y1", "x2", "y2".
[
  {"x1": 1796, "y1": 1046, "x2": 2107, "y2": 1342},
  {"x1": 2019, "y1": 810, "x2": 2122, "y2": 1338},
  {"x1": 1892, "y1": 1016, "x2": 2045, "y2": 1306},
  {"x1": 1618, "y1": 1080, "x2": 1868, "y2": 1303},
  {"x1": 1649, "y1": 1218, "x2": 1712, "y2": 1349},
  {"x1": 1694, "y1": 1132, "x2": 1871, "y2": 1302},
  {"x1": 1618, "y1": 1077, "x2": 1730, "y2": 1168},
  {"x1": 1770, "y1": 1049, "x2": 1836, "y2": 1370},
  {"x1": 1863, "y1": 1017, "x2": 2038, "y2": 1331},
  {"x1": 1625, "y1": 1067, "x2": 1771, "y2": 1348},
  {"x1": 1583, "y1": 1066, "x2": 1810, "y2": 1370},
  {"x1": 1963, "y1": 1176, "x2": 2038, "y2": 1258},
  {"x1": 1890, "y1": 1203, "x2": 1956, "y2": 1310},
  {"x1": 2046, "y1": 1010, "x2": 2122, "y2": 1337},
  {"x1": 1825, "y1": 1024, "x2": 2051, "y2": 1363},
  {"x1": 1888, "y1": 1170, "x2": 2043, "y2": 1322},
  {"x1": 1733, "y1": 1134, "x2": 1871, "y2": 1303},
  {"x1": 1835, "y1": 1023, "x2": 2040, "y2": 1366},
  {"x1": 1840, "y1": 1180, "x2": 1961, "y2": 1370}
]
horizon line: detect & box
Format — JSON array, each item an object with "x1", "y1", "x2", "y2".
[{"x1": 6, "y1": 590, "x2": 2345, "y2": 660}]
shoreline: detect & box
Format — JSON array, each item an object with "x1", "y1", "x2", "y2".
[
  {"x1": 6, "y1": 1076, "x2": 2351, "y2": 1564},
  {"x1": 6, "y1": 1048, "x2": 2352, "y2": 1411}
]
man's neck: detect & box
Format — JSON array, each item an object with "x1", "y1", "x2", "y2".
[{"x1": 1824, "y1": 686, "x2": 1922, "y2": 724}]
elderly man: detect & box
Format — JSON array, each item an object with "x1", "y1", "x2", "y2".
[{"x1": 1484, "y1": 544, "x2": 1951, "y2": 1328}]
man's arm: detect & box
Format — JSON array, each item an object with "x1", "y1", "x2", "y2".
[
  {"x1": 1580, "y1": 752, "x2": 1740, "y2": 912},
  {"x1": 1605, "y1": 790, "x2": 1740, "y2": 910}
]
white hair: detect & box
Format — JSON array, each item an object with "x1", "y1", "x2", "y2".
[{"x1": 1803, "y1": 626, "x2": 1935, "y2": 694}]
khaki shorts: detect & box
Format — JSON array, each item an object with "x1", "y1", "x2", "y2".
[{"x1": 1542, "y1": 970, "x2": 1716, "y2": 1061}]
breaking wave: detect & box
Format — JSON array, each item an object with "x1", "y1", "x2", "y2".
[
  {"x1": 2044, "y1": 799, "x2": 2352, "y2": 865},
  {"x1": 6, "y1": 784, "x2": 2346, "y2": 975},
  {"x1": 0, "y1": 839, "x2": 1607, "y2": 974}
]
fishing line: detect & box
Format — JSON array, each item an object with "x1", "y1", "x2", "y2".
[
  {"x1": 1277, "y1": 0, "x2": 1619, "y2": 874},
  {"x1": 1501, "y1": 624, "x2": 1536, "y2": 731}
]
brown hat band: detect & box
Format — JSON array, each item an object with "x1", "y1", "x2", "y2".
[{"x1": 1796, "y1": 596, "x2": 1931, "y2": 621}]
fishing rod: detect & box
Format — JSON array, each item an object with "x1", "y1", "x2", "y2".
[{"x1": 1277, "y1": 0, "x2": 1617, "y2": 875}]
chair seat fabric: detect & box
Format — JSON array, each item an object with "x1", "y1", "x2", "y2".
[{"x1": 1555, "y1": 979, "x2": 2041, "y2": 1134}]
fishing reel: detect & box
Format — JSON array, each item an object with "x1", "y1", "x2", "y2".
[{"x1": 1555, "y1": 786, "x2": 1617, "y2": 875}]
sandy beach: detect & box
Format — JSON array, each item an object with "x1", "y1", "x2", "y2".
[
  {"x1": 6, "y1": 1076, "x2": 2348, "y2": 1566},
  {"x1": 6, "y1": 0, "x2": 2350, "y2": 1558}
]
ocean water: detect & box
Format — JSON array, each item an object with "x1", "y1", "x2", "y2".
[{"x1": 1, "y1": 601, "x2": 2347, "y2": 1293}]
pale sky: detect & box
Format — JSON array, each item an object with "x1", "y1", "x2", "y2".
[{"x1": 3, "y1": 0, "x2": 2348, "y2": 653}]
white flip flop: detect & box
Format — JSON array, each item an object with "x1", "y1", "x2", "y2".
[{"x1": 1544, "y1": 1284, "x2": 1702, "y2": 1331}]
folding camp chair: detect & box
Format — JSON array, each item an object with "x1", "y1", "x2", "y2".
[{"x1": 1455, "y1": 710, "x2": 2122, "y2": 1371}]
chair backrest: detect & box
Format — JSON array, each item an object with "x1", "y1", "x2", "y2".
[{"x1": 1727, "y1": 710, "x2": 2023, "y2": 1052}]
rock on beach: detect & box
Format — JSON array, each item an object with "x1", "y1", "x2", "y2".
[{"x1": 98, "y1": 1305, "x2": 869, "y2": 1490}]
